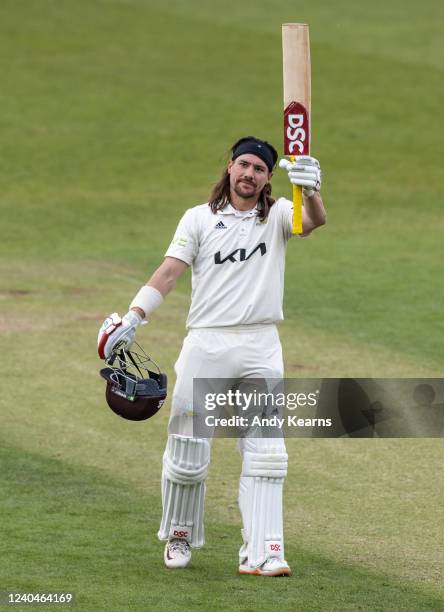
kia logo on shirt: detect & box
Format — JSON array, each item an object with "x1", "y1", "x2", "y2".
[{"x1": 214, "y1": 242, "x2": 267, "y2": 264}]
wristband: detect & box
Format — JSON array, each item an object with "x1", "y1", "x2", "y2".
[{"x1": 129, "y1": 285, "x2": 164, "y2": 318}]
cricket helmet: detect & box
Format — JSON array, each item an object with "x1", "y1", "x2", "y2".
[{"x1": 100, "y1": 342, "x2": 167, "y2": 421}]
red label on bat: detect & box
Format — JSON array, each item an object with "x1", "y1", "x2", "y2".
[{"x1": 284, "y1": 101, "x2": 309, "y2": 156}]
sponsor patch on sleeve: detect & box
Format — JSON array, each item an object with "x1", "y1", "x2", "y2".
[{"x1": 171, "y1": 235, "x2": 188, "y2": 248}]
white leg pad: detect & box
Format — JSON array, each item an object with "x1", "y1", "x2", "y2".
[
  {"x1": 158, "y1": 435, "x2": 210, "y2": 548},
  {"x1": 239, "y1": 438, "x2": 288, "y2": 567}
]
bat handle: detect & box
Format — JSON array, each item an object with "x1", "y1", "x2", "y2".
[{"x1": 290, "y1": 155, "x2": 303, "y2": 234}]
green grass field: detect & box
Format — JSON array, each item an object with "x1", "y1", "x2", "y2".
[{"x1": 1, "y1": 0, "x2": 443, "y2": 609}]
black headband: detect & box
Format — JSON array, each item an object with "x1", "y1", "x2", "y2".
[{"x1": 232, "y1": 138, "x2": 277, "y2": 171}]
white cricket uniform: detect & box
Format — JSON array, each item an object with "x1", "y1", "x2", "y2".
[
  {"x1": 165, "y1": 198, "x2": 296, "y2": 329},
  {"x1": 159, "y1": 198, "x2": 296, "y2": 562},
  {"x1": 164, "y1": 197, "x2": 296, "y2": 426}
]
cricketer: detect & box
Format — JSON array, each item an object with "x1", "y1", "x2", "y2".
[{"x1": 98, "y1": 136, "x2": 326, "y2": 576}]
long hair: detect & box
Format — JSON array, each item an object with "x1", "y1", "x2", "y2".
[{"x1": 208, "y1": 137, "x2": 277, "y2": 222}]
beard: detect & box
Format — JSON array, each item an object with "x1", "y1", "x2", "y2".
[{"x1": 233, "y1": 178, "x2": 258, "y2": 200}]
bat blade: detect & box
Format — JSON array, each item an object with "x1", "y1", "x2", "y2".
[{"x1": 282, "y1": 23, "x2": 311, "y2": 234}]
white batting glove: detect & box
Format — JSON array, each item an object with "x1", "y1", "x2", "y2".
[
  {"x1": 279, "y1": 156, "x2": 322, "y2": 196},
  {"x1": 97, "y1": 310, "x2": 143, "y2": 360}
]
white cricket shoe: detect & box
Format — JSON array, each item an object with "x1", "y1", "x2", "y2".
[
  {"x1": 164, "y1": 538, "x2": 191, "y2": 569},
  {"x1": 239, "y1": 557, "x2": 292, "y2": 577}
]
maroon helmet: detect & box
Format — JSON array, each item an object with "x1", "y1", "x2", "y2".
[{"x1": 100, "y1": 343, "x2": 167, "y2": 421}]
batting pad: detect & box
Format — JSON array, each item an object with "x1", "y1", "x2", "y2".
[
  {"x1": 239, "y1": 438, "x2": 288, "y2": 567},
  {"x1": 158, "y1": 435, "x2": 210, "y2": 548}
]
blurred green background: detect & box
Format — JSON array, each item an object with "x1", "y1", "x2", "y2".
[{"x1": 0, "y1": 0, "x2": 443, "y2": 609}]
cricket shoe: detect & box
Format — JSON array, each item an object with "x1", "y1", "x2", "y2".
[
  {"x1": 239, "y1": 557, "x2": 292, "y2": 577},
  {"x1": 164, "y1": 538, "x2": 191, "y2": 569}
]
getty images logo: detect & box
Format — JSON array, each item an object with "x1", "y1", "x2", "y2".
[{"x1": 214, "y1": 242, "x2": 267, "y2": 264}]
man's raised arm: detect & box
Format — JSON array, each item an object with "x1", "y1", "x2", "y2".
[{"x1": 301, "y1": 191, "x2": 326, "y2": 236}]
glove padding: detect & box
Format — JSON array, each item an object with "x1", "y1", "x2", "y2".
[
  {"x1": 279, "y1": 156, "x2": 322, "y2": 195},
  {"x1": 97, "y1": 310, "x2": 143, "y2": 360}
]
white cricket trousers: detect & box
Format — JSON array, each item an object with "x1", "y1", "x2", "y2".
[
  {"x1": 158, "y1": 325, "x2": 288, "y2": 559},
  {"x1": 171, "y1": 325, "x2": 284, "y2": 428}
]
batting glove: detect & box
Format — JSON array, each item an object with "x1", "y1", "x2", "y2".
[
  {"x1": 279, "y1": 156, "x2": 322, "y2": 196},
  {"x1": 97, "y1": 310, "x2": 143, "y2": 360}
]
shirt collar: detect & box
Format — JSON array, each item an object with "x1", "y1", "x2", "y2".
[{"x1": 219, "y1": 203, "x2": 259, "y2": 217}]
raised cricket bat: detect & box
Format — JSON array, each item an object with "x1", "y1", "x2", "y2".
[{"x1": 282, "y1": 23, "x2": 311, "y2": 234}]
